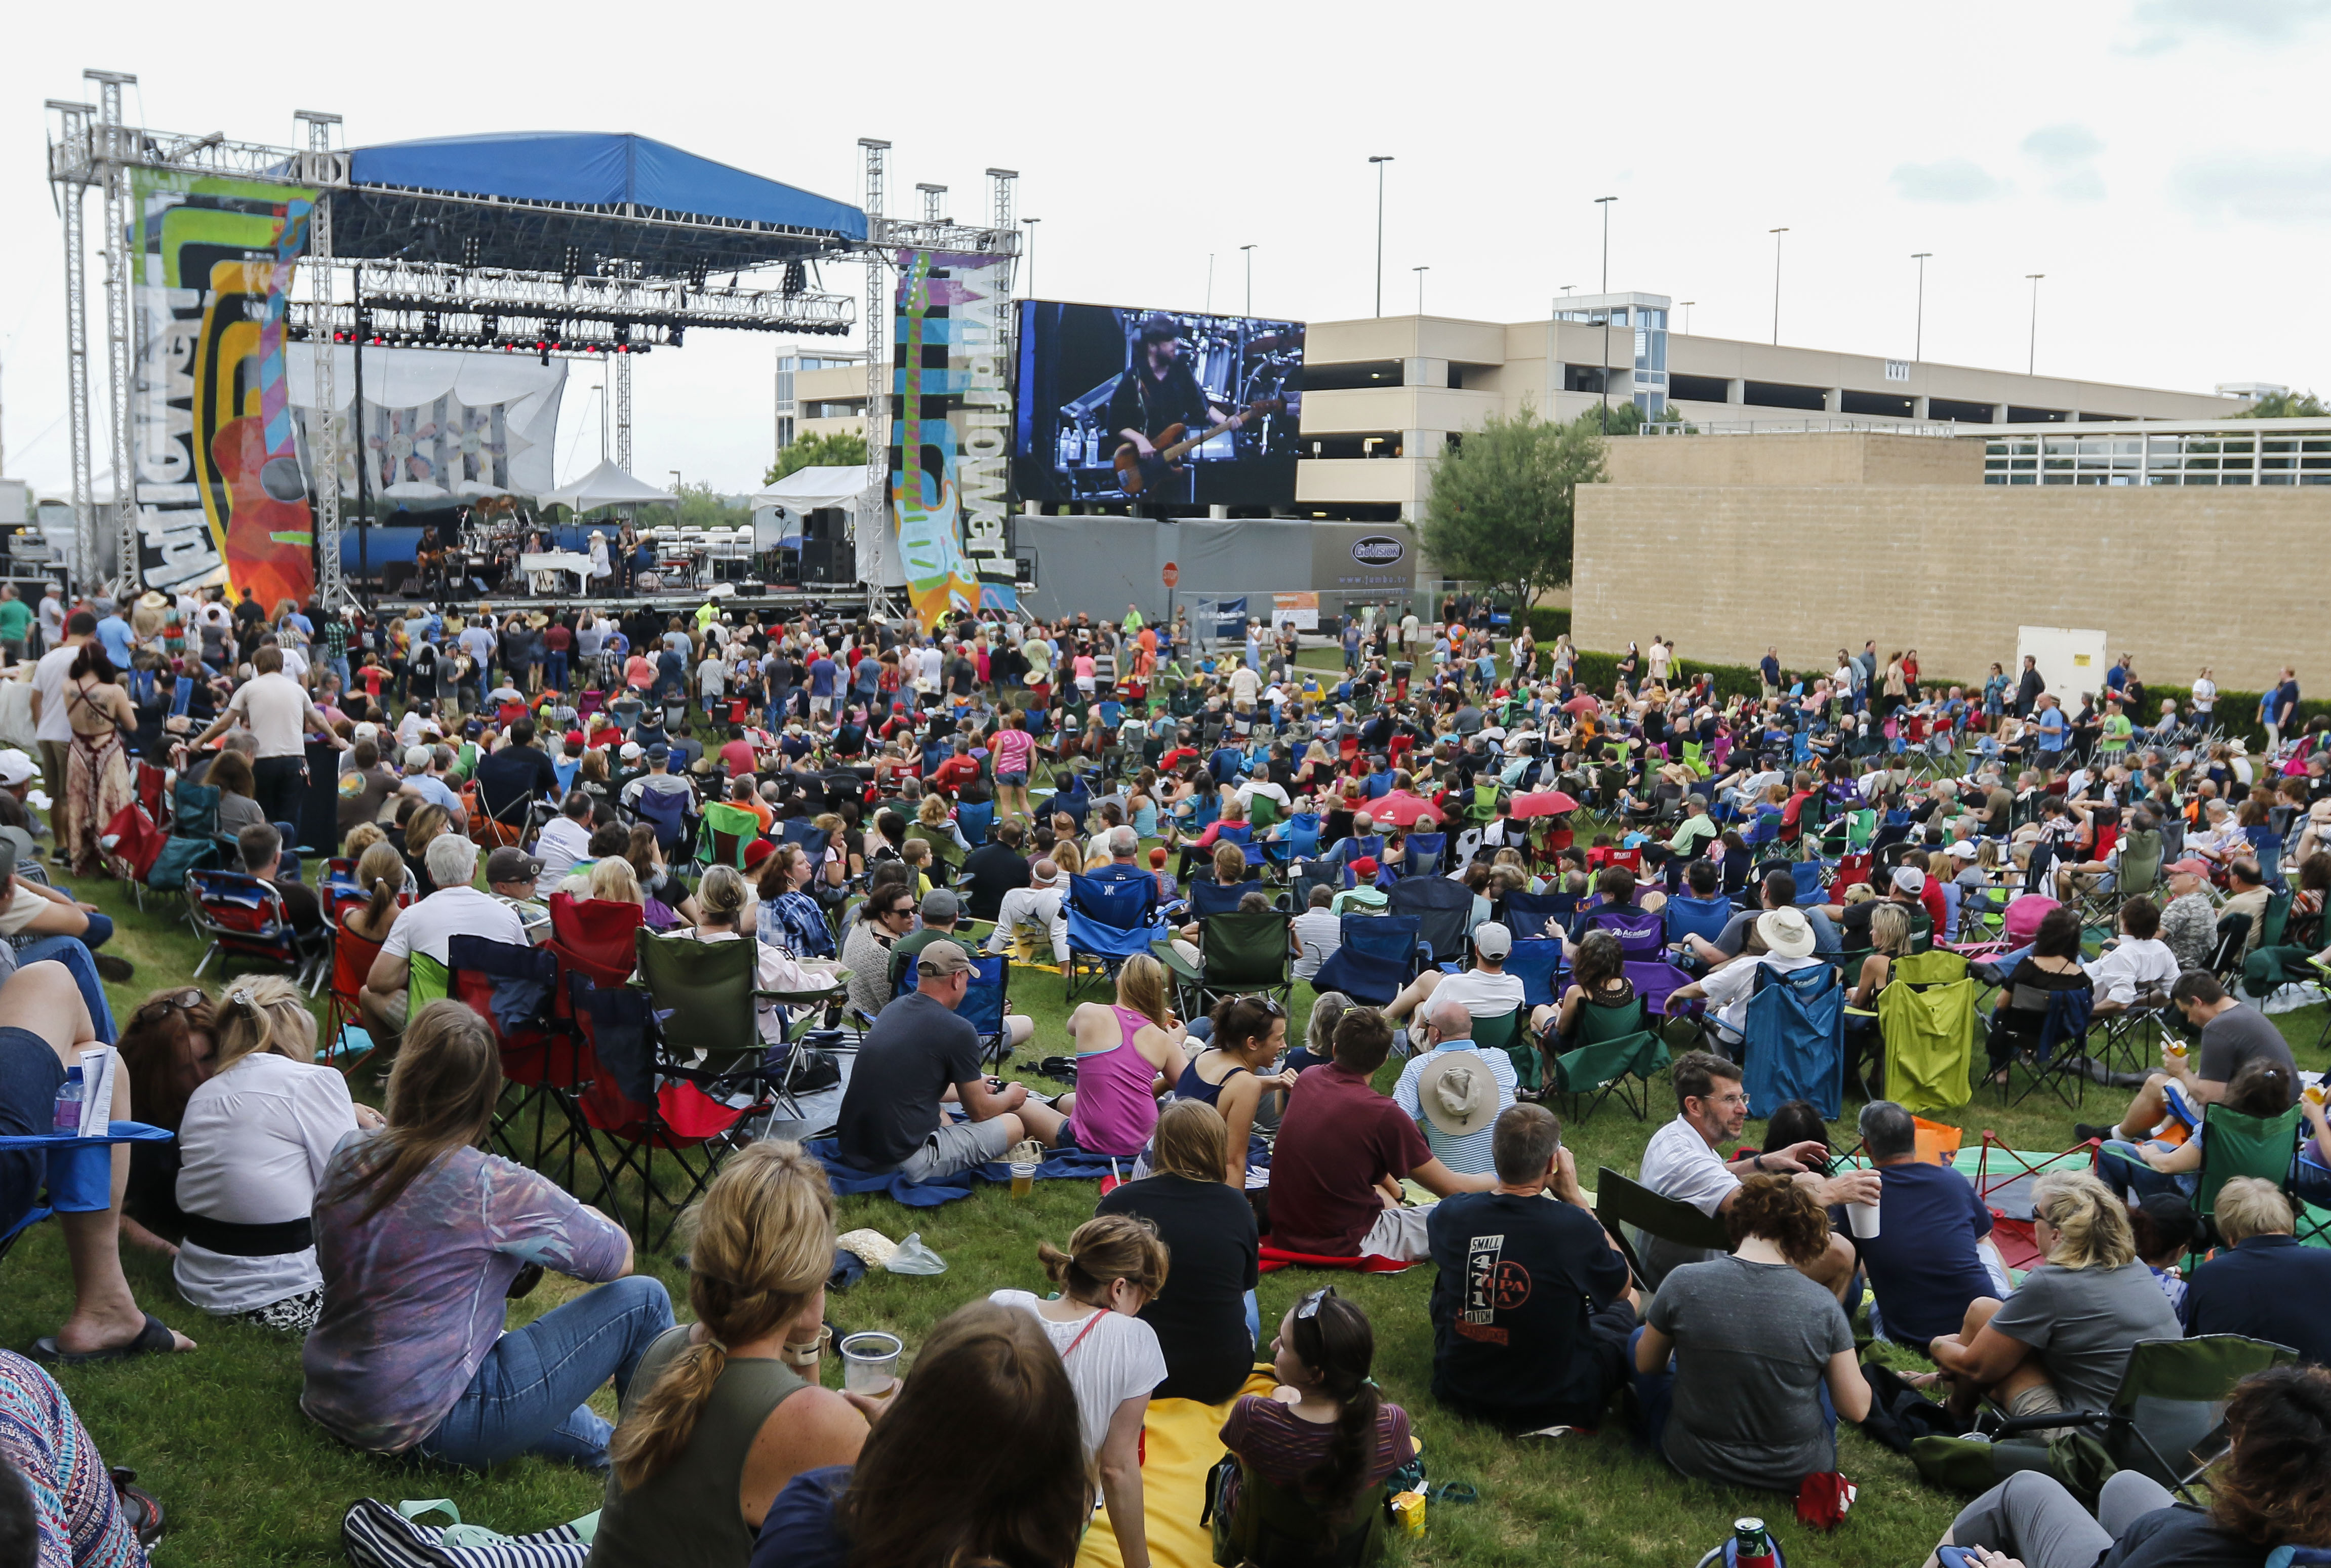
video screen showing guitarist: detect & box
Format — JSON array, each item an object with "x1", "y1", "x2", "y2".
[{"x1": 1107, "y1": 314, "x2": 1244, "y2": 503}]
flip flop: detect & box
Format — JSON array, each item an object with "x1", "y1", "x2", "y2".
[{"x1": 28, "y1": 1313, "x2": 181, "y2": 1365}]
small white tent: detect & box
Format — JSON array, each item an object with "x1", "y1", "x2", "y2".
[
  {"x1": 750, "y1": 465, "x2": 901, "y2": 585},
  {"x1": 538, "y1": 460, "x2": 678, "y2": 513}
]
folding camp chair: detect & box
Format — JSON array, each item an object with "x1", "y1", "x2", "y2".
[
  {"x1": 695, "y1": 801, "x2": 761, "y2": 870},
  {"x1": 326, "y1": 915, "x2": 387, "y2": 1080},
  {"x1": 2095, "y1": 985, "x2": 2174, "y2": 1078},
  {"x1": 1387, "y1": 876, "x2": 1472, "y2": 966},
  {"x1": 2190, "y1": 1101, "x2": 2308, "y2": 1258},
  {"x1": 1662, "y1": 895, "x2": 1733, "y2": 949},
  {"x1": 1595, "y1": 1165, "x2": 1731, "y2": 1292},
  {"x1": 1310, "y1": 915, "x2": 1430, "y2": 1008},
  {"x1": 904, "y1": 823, "x2": 963, "y2": 882},
  {"x1": 1504, "y1": 938, "x2": 1564, "y2": 1012},
  {"x1": 631, "y1": 788, "x2": 695, "y2": 859},
  {"x1": 1983, "y1": 1336, "x2": 2298, "y2": 1502},
  {"x1": 1402, "y1": 831, "x2": 1448, "y2": 878},
  {"x1": 1998, "y1": 983, "x2": 2096, "y2": 1110},
  {"x1": 1738, "y1": 961, "x2": 1846, "y2": 1120},
  {"x1": 1501, "y1": 889, "x2": 1581, "y2": 943},
  {"x1": 1063, "y1": 873, "x2": 1164, "y2": 1000},
  {"x1": 1153, "y1": 909, "x2": 1294, "y2": 1018},
  {"x1": 1189, "y1": 877, "x2": 1264, "y2": 919},
  {"x1": 445, "y1": 934, "x2": 579, "y2": 1183},
  {"x1": 1552, "y1": 995, "x2": 1668, "y2": 1122},
  {"x1": 1579, "y1": 904, "x2": 1667, "y2": 961},
  {"x1": 956, "y1": 800, "x2": 995, "y2": 849},
  {"x1": 1289, "y1": 859, "x2": 1341, "y2": 913},
  {"x1": 1872, "y1": 949, "x2": 1978, "y2": 1112},
  {"x1": 184, "y1": 869, "x2": 332, "y2": 994},
  {"x1": 99, "y1": 799, "x2": 168, "y2": 914}
]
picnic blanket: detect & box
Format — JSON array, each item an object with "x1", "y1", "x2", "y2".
[
  {"x1": 1075, "y1": 1369, "x2": 1274, "y2": 1568},
  {"x1": 805, "y1": 1138, "x2": 1120, "y2": 1209},
  {"x1": 1257, "y1": 1242, "x2": 1417, "y2": 1275}
]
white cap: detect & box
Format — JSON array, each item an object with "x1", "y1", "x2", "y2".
[
  {"x1": 1892, "y1": 865, "x2": 1927, "y2": 894},
  {"x1": 620, "y1": 741, "x2": 644, "y2": 761},
  {"x1": 403, "y1": 745, "x2": 433, "y2": 771}
]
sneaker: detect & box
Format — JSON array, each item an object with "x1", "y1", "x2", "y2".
[
  {"x1": 92, "y1": 953, "x2": 134, "y2": 983},
  {"x1": 2072, "y1": 1121, "x2": 2115, "y2": 1145}
]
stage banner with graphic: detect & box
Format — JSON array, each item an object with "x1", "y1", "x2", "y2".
[
  {"x1": 890, "y1": 249, "x2": 1016, "y2": 629},
  {"x1": 129, "y1": 168, "x2": 317, "y2": 606}
]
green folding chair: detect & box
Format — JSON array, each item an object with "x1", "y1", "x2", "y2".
[
  {"x1": 2191, "y1": 1100, "x2": 2307, "y2": 1261},
  {"x1": 408, "y1": 951, "x2": 451, "y2": 1016},
  {"x1": 696, "y1": 801, "x2": 761, "y2": 870},
  {"x1": 1877, "y1": 950, "x2": 1978, "y2": 1114},
  {"x1": 1551, "y1": 995, "x2": 1668, "y2": 1122},
  {"x1": 905, "y1": 823, "x2": 962, "y2": 881},
  {"x1": 1468, "y1": 1005, "x2": 1530, "y2": 1093},
  {"x1": 1150, "y1": 910, "x2": 1293, "y2": 1018}
]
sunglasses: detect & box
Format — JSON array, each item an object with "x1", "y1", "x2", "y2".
[
  {"x1": 1295, "y1": 1285, "x2": 1336, "y2": 1320},
  {"x1": 133, "y1": 988, "x2": 205, "y2": 1023}
]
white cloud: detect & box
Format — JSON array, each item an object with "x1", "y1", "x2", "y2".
[
  {"x1": 2049, "y1": 169, "x2": 2108, "y2": 202},
  {"x1": 2124, "y1": 0, "x2": 2331, "y2": 53},
  {"x1": 1891, "y1": 159, "x2": 2010, "y2": 203},
  {"x1": 2172, "y1": 154, "x2": 2331, "y2": 223},
  {"x1": 2021, "y1": 123, "x2": 2105, "y2": 168}
]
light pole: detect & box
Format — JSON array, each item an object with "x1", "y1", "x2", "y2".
[
  {"x1": 1369, "y1": 155, "x2": 1394, "y2": 316},
  {"x1": 1769, "y1": 227, "x2": 1789, "y2": 345},
  {"x1": 1413, "y1": 265, "x2": 1429, "y2": 314},
  {"x1": 1205, "y1": 253, "x2": 1214, "y2": 313},
  {"x1": 1678, "y1": 300, "x2": 1695, "y2": 335},
  {"x1": 1911, "y1": 252, "x2": 1932, "y2": 361},
  {"x1": 1021, "y1": 218, "x2": 1039, "y2": 297},
  {"x1": 1240, "y1": 244, "x2": 1256, "y2": 315},
  {"x1": 2025, "y1": 274, "x2": 2044, "y2": 375},
  {"x1": 1597, "y1": 195, "x2": 1617, "y2": 432}
]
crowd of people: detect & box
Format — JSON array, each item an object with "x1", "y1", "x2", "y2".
[{"x1": 0, "y1": 577, "x2": 2326, "y2": 1568}]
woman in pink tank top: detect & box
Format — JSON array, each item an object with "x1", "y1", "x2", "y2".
[{"x1": 1059, "y1": 954, "x2": 1188, "y2": 1157}]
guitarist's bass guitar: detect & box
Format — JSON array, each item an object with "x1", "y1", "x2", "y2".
[{"x1": 1110, "y1": 398, "x2": 1283, "y2": 496}]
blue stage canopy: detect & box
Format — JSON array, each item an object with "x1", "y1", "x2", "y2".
[{"x1": 328, "y1": 131, "x2": 866, "y2": 276}]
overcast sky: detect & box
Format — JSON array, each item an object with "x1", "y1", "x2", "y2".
[{"x1": 5, "y1": 0, "x2": 2326, "y2": 497}]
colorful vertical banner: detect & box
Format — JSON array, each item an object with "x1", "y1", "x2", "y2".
[
  {"x1": 890, "y1": 248, "x2": 1015, "y2": 629},
  {"x1": 129, "y1": 168, "x2": 317, "y2": 607}
]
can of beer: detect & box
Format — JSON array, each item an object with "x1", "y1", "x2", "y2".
[{"x1": 1733, "y1": 1517, "x2": 1776, "y2": 1567}]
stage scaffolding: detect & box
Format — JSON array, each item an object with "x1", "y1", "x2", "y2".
[{"x1": 43, "y1": 69, "x2": 1019, "y2": 611}]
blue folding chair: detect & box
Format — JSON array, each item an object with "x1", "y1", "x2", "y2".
[
  {"x1": 1505, "y1": 937, "x2": 1565, "y2": 1011},
  {"x1": 956, "y1": 800, "x2": 995, "y2": 849},
  {"x1": 1791, "y1": 864, "x2": 1835, "y2": 907},
  {"x1": 779, "y1": 816, "x2": 829, "y2": 855},
  {"x1": 1388, "y1": 876, "x2": 1474, "y2": 966},
  {"x1": 1503, "y1": 890, "x2": 1581, "y2": 943},
  {"x1": 1216, "y1": 821, "x2": 1268, "y2": 870},
  {"x1": 1402, "y1": 832, "x2": 1449, "y2": 879},
  {"x1": 1283, "y1": 811, "x2": 1321, "y2": 862},
  {"x1": 1310, "y1": 914, "x2": 1430, "y2": 1008},
  {"x1": 1739, "y1": 962, "x2": 1845, "y2": 1121},
  {"x1": 633, "y1": 789, "x2": 693, "y2": 857},
  {"x1": 895, "y1": 951, "x2": 1014, "y2": 1067},
  {"x1": 1189, "y1": 877, "x2": 1264, "y2": 918},
  {"x1": 1663, "y1": 895, "x2": 1734, "y2": 948},
  {"x1": 1063, "y1": 874, "x2": 1161, "y2": 999}
]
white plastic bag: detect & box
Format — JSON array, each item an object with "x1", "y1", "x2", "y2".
[{"x1": 884, "y1": 1232, "x2": 947, "y2": 1275}]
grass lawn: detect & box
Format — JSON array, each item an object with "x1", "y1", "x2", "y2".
[{"x1": 15, "y1": 646, "x2": 2326, "y2": 1566}]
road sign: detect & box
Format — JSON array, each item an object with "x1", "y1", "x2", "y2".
[{"x1": 1161, "y1": 562, "x2": 1180, "y2": 588}]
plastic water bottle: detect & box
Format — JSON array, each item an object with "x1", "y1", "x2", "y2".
[{"x1": 52, "y1": 1071, "x2": 83, "y2": 1136}]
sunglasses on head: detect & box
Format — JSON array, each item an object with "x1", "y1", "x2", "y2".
[
  {"x1": 1295, "y1": 1285, "x2": 1336, "y2": 1320},
  {"x1": 133, "y1": 988, "x2": 205, "y2": 1023}
]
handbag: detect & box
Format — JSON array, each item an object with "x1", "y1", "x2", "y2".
[{"x1": 342, "y1": 1498, "x2": 594, "y2": 1568}]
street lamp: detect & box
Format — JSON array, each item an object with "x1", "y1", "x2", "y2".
[
  {"x1": 1369, "y1": 156, "x2": 1394, "y2": 316},
  {"x1": 1413, "y1": 265, "x2": 1429, "y2": 314},
  {"x1": 2025, "y1": 273, "x2": 2044, "y2": 375},
  {"x1": 1769, "y1": 228, "x2": 1789, "y2": 345},
  {"x1": 1911, "y1": 253, "x2": 1933, "y2": 362},
  {"x1": 1678, "y1": 300, "x2": 1695, "y2": 335},
  {"x1": 1021, "y1": 218, "x2": 1040, "y2": 297},
  {"x1": 1596, "y1": 195, "x2": 1617, "y2": 432},
  {"x1": 1240, "y1": 244, "x2": 1256, "y2": 316}
]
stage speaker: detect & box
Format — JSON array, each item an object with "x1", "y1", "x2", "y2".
[{"x1": 801, "y1": 539, "x2": 856, "y2": 584}]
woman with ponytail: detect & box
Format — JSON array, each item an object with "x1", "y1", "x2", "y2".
[
  {"x1": 991, "y1": 1215, "x2": 1170, "y2": 1568},
  {"x1": 1220, "y1": 1288, "x2": 1414, "y2": 1549},
  {"x1": 172, "y1": 977, "x2": 377, "y2": 1332},
  {"x1": 590, "y1": 1141, "x2": 867, "y2": 1567}
]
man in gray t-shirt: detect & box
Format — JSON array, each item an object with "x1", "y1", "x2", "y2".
[
  {"x1": 1641, "y1": 1255, "x2": 1854, "y2": 1492},
  {"x1": 2083, "y1": 973, "x2": 2298, "y2": 1146}
]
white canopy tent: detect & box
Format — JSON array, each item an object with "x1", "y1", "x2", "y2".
[
  {"x1": 750, "y1": 465, "x2": 899, "y2": 585},
  {"x1": 539, "y1": 459, "x2": 678, "y2": 513}
]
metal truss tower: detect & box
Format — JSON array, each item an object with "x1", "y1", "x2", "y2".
[
  {"x1": 89, "y1": 71, "x2": 137, "y2": 595},
  {"x1": 45, "y1": 100, "x2": 96, "y2": 594},
  {"x1": 859, "y1": 140, "x2": 890, "y2": 496},
  {"x1": 295, "y1": 110, "x2": 345, "y2": 607}
]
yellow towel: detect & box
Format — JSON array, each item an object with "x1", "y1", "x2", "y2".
[{"x1": 1076, "y1": 1370, "x2": 1274, "y2": 1568}]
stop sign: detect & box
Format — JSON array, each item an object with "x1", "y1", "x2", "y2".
[{"x1": 1161, "y1": 562, "x2": 1180, "y2": 587}]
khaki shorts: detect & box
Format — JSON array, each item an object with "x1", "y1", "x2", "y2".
[
  {"x1": 1361, "y1": 1201, "x2": 1435, "y2": 1263},
  {"x1": 2003, "y1": 1380, "x2": 2067, "y2": 1436}
]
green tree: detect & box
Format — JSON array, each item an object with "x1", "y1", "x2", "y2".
[
  {"x1": 629, "y1": 480, "x2": 754, "y2": 533},
  {"x1": 1414, "y1": 400, "x2": 1605, "y2": 601},
  {"x1": 765, "y1": 430, "x2": 870, "y2": 485},
  {"x1": 2233, "y1": 389, "x2": 2329, "y2": 419}
]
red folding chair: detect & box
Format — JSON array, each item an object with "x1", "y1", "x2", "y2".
[
  {"x1": 1831, "y1": 852, "x2": 1874, "y2": 894},
  {"x1": 327, "y1": 915, "x2": 387, "y2": 1080},
  {"x1": 101, "y1": 800, "x2": 168, "y2": 912},
  {"x1": 185, "y1": 869, "x2": 331, "y2": 995},
  {"x1": 133, "y1": 760, "x2": 167, "y2": 820}
]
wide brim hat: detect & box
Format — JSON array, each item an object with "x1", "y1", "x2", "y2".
[
  {"x1": 1416, "y1": 1050, "x2": 1498, "y2": 1138},
  {"x1": 1756, "y1": 906, "x2": 1818, "y2": 959}
]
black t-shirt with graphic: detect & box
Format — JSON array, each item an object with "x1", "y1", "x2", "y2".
[{"x1": 1425, "y1": 1190, "x2": 1631, "y2": 1430}]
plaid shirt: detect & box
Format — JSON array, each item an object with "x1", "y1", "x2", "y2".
[{"x1": 761, "y1": 889, "x2": 836, "y2": 959}]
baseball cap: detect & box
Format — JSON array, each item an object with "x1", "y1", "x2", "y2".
[
  {"x1": 915, "y1": 939, "x2": 974, "y2": 978},
  {"x1": 619, "y1": 741, "x2": 644, "y2": 761},
  {"x1": 1472, "y1": 920, "x2": 1513, "y2": 959},
  {"x1": 2166, "y1": 858, "x2": 2214, "y2": 878},
  {"x1": 647, "y1": 742, "x2": 671, "y2": 762},
  {"x1": 742, "y1": 837, "x2": 776, "y2": 869},
  {"x1": 403, "y1": 744, "x2": 433, "y2": 771},
  {"x1": 486, "y1": 847, "x2": 544, "y2": 884},
  {"x1": 1946, "y1": 839, "x2": 1979, "y2": 861},
  {"x1": 0, "y1": 750, "x2": 33, "y2": 788},
  {"x1": 919, "y1": 889, "x2": 961, "y2": 923},
  {"x1": 1350, "y1": 855, "x2": 1380, "y2": 878},
  {"x1": 1892, "y1": 865, "x2": 1927, "y2": 894}
]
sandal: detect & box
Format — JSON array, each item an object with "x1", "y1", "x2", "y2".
[
  {"x1": 28, "y1": 1313, "x2": 182, "y2": 1365},
  {"x1": 110, "y1": 1468, "x2": 163, "y2": 1547}
]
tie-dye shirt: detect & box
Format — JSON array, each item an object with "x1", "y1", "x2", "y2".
[{"x1": 301, "y1": 1136, "x2": 629, "y2": 1455}]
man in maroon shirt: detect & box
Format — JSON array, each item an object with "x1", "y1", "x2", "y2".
[{"x1": 1268, "y1": 1008, "x2": 1494, "y2": 1261}]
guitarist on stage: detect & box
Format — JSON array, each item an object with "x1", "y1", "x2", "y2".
[{"x1": 1107, "y1": 314, "x2": 1245, "y2": 500}]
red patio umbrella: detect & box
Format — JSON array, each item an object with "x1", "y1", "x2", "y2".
[{"x1": 1508, "y1": 790, "x2": 1580, "y2": 819}]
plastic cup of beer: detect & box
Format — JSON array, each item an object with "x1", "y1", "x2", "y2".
[
  {"x1": 2165, "y1": 1041, "x2": 2188, "y2": 1067},
  {"x1": 2306, "y1": 1082, "x2": 2326, "y2": 1109},
  {"x1": 839, "y1": 1332, "x2": 903, "y2": 1399},
  {"x1": 1010, "y1": 1159, "x2": 1037, "y2": 1198}
]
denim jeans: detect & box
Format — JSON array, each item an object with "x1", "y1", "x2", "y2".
[
  {"x1": 414, "y1": 1274, "x2": 673, "y2": 1471},
  {"x1": 2097, "y1": 1139, "x2": 2198, "y2": 1202},
  {"x1": 545, "y1": 652, "x2": 568, "y2": 692},
  {"x1": 9, "y1": 939, "x2": 117, "y2": 1043}
]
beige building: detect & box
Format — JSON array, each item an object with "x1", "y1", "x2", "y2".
[
  {"x1": 1570, "y1": 425, "x2": 2331, "y2": 693},
  {"x1": 1293, "y1": 297, "x2": 2248, "y2": 520},
  {"x1": 777, "y1": 349, "x2": 871, "y2": 450}
]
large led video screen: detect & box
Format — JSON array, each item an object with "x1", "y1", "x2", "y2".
[{"x1": 1014, "y1": 301, "x2": 1304, "y2": 507}]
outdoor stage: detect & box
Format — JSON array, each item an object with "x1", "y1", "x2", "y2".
[{"x1": 368, "y1": 584, "x2": 878, "y2": 621}]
